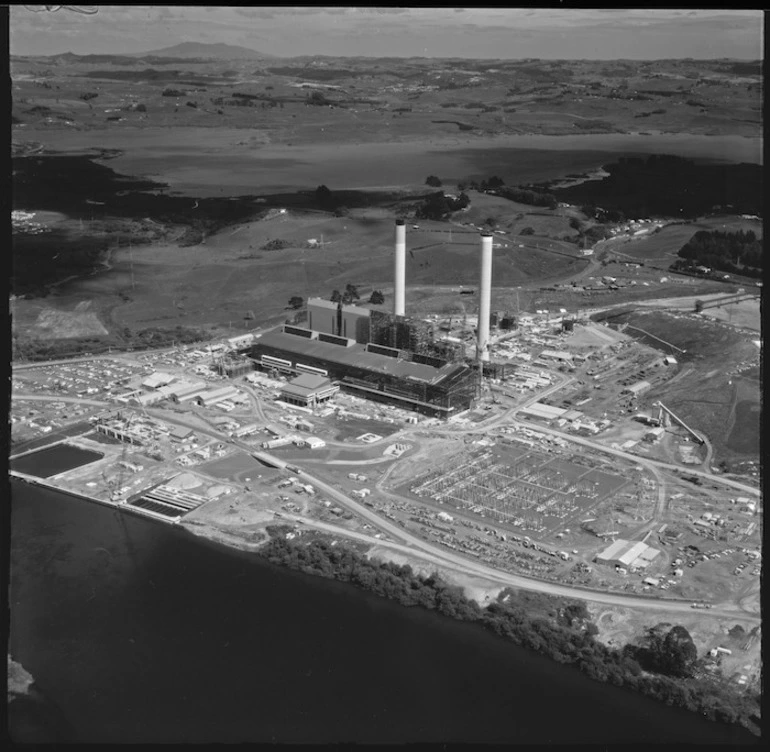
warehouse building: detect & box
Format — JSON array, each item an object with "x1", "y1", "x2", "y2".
[
  {"x1": 595, "y1": 539, "x2": 660, "y2": 570},
  {"x1": 195, "y1": 386, "x2": 240, "y2": 407},
  {"x1": 167, "y1": 382, "x2": 208, "y2": 403},
  {"x1": 622, "y1": 380, "x2": 652, "y2": 397},
  {"x1": 250, "y1": 325, "x2": 475, "y2": 418},
  {"x1": 519, "y1": 402, "x2": 567, "y2": 421},
  {"x1": 279, "y1": 373, "x2": 339, "y2": 408},
  {"x1": 132, "y1": 390, "x2": 166, "y2": 407},
  {"x1": 538, "y1": 349, "x2": 573, "y2": 363},
  {"x1": 142, "y1": 372, "x2": 175, "y2": 389},
  {"x1": 169, "y1": 425, "x2": 195, "y2": 442}
]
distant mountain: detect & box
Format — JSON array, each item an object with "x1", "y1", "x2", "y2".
[{"x1": 126, "y1": 42, "x2": 277, "y2": 60}]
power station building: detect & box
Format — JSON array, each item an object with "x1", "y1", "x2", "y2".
[
  {"x1": 250, "y1": 325, "x2": 475, "y2": 417},
  {"x1": 307, "y1": 298, "x2": 371, "y2": 344},
  {"x1": 247, "y1": 221, "x2": 492, "y2": 418}
]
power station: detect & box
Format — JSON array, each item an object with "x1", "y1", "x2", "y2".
[{"x1": 249, "y1": 221, "x2": 497, "y2": 418}]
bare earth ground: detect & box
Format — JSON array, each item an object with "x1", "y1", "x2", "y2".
[{"x1": 588, "y1": 603, "x2": 762, "y2": 691}]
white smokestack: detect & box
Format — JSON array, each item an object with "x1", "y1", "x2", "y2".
[
  {"x1": 394, "y1": 219, "x2": 406, "y2": 317},
  {"x1": 477, "y1": 233, "x2": 493, "y2": 363}
]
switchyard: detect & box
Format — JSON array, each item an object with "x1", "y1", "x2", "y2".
[{"x1": 403, "y1": 444, "x2": 629, "y2": 536}]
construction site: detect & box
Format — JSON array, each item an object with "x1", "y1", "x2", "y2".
[{"x1": 10, "y1": 215, "x2": 762, "y2": 707}]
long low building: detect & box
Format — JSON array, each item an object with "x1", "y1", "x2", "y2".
[
  {"x1": 622, "y1": 380, "x2": 652, "y2": 397},
  {"x1": 196, "y1": 386, "x2": 240, "y2": 407},
  {"x1": 595, "y1": 539, "x2": 660, "y2": 570},
  {"x1": 250, "y1": 326, "x2": 475, "y2": 417},
  {"x1": 519, "y1": 402, "x2": 567, "y2": 421},
  {"x1": 142, "y1": 372, "x2": 175, "y2": 389}
]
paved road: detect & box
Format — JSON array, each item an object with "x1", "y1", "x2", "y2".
[
  {"x1": 273, "y1": 510, "x2": 757, "y2": 621},
  {"x1": 12, "y1": 392, "x2": 760, "y2": 615}
]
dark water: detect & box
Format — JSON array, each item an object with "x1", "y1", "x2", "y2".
[
  {"x1": 9, "y1": 480, "x2": 758, "y2": 744},
  {"x1": 10, "y1": 444, "x2": 104, "y2": 478}
]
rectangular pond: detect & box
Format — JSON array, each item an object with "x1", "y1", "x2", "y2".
[{"x1": 10, "y1": 444, "x2": 104, "y2": 479}]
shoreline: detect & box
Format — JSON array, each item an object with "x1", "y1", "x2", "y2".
[{"x1": 9, "y1": 477, "x2": 761, "y2": 737}]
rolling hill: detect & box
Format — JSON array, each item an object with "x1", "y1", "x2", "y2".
[{"x1": 126, "y1": 42, "x2": 277, "y2": 60}]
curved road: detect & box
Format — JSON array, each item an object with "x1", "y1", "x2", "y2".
[{"x1": 12, "y1": 393, "x2": 760, "y2": 617}]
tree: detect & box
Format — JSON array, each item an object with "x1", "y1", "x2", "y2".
[
  {"x1": 694, "y1": 299, "x2": 704, "y2": 313},
  {"x1": 369, "y1": 290, "x2": 385, "y2": 305},
  {"x1": 660, "y1": 626, "x2": 698, "y2": 678},
  {"x1": 481, "y1": 175, "x2": 505, "y2": 191},
  {"x1": 341, "y1": 283, "x2": 360, "y2": 304},
  {"x1": 416, "y1": 192, "x2": 452, "y2": 221},
  {"x1": 288, "y1": 296, "x2": 304, "y2": 310},
  {"x1": 643, "y1": 624, "x2": 698, "y2": 678},
  {"x1": 520, "y1": 226, "x2": 535, "y2": 236},
  {"x1": 425, "y1": 175, "x2": 442, "y2": 188},
  {"x1": 330, "y1": 289, "x2": 342, "y2": 303},
  {"x1": 306, "y1": 91, "x2": 330, "y2": 106}
]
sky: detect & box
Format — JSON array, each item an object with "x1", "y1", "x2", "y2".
[{"x1": 9, "y1": 6, "x2": 764, "y2": 60}]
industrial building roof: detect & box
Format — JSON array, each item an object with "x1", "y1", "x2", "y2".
[
  {"x1": 288, "y1": 373, "x2": 331, "y2": 390},
  {"x1": 307, "y1": 297, "x2": 371, "y2": 317},
  {"x1": 281, "y1": 374, "x2": 335, "y2": 399},
  {"x1": 596, "y1": 539, "x2": 658, "y2": 568},
  {"x1": 519, "y1": 402, "x2": 567, "y2": 420},
  {"x1": 539, "y1": 349, "x2": 573, "y2": 361},
  {"x1": 624, "y1": 380, "x2": 651, "y2": 395},
  {"x1": 256, "y1": 329, "x2": 454, "y2": 384},
  {"x1": 199, "y1": 386, "x2": 239, "y2": 403},
  {"x1": 142, "y1": 372, "x2": 175, "y2": 389}
]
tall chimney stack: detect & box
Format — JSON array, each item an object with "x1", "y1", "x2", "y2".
[
  {"x1": 477, "y1": 233, "x2": 493, "y2": 363},
  {"x1": 394, "y1": 219, "x2": 406, "y2": 317}
]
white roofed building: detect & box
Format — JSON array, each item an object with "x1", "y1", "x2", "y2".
[
  {"x1": 595, "y1": 539, "x2": 660, "y2": 569},
  {"x1": 142, "y1": 372, "x2": 175, "y2": 389}
]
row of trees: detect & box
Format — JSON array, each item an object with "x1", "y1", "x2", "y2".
[
  {"x1": 258, "y1": 533, "x2": 760, "y2": 735},
  {"x1": 415, "y1": 191, "x2": 470, "y2": 221},
  {"x1": 287, "y1": 289, "x2": 384, "y2": 311}
]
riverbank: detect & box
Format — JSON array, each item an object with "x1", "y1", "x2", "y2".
[
  {"x1": 178, "y1": 509, "x2": 764, "y2": 737},
  {"x1": 257, "y1": 531, "x2": 761, "y2": 737},
  {"x1": 10, "y1": 479, "x2": 759, "y2": 743}
]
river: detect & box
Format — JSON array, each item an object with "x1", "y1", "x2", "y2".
[
  {"x1": 9, "y1": 480, "x2": 758, "y2": 744},
  {"x1": 17, "y1": 128, "x2": 762, "y2": 197}
]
